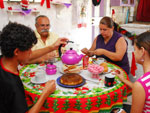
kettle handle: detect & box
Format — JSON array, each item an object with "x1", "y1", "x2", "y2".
[
  {"x1": 58, "y1": 44, "x2": 63, "y2": 57},
  {"x1": 58, "y1": 41, "x2": 74, "y2": 57}
]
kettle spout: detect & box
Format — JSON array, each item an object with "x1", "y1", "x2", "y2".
[{"x1": 79, "y1": 54, "x2": 84, "y2": 61}]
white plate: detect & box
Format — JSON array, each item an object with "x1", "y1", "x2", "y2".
[
  {"x1": 77, "y1": 60, "x2": 83, "y2": 66},
  {"x1": 83, "y1": 71, "x2": 100, "y2": 83},
  {"x1": 31, "y1": 77, "x2": 48, "y2": 84}
]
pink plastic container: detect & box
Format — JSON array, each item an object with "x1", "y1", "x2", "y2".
[{"x1": 46, "y1": 64, "x2": 57, "y2": 75}]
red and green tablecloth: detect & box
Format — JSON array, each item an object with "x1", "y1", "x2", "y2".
[{"x1": 20, "y1": 62, "x2": 132, "y2": 113}]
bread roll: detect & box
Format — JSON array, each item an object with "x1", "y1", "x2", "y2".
[
  {"x1": 63, "y1": 64, "x2": 81, "y2": 73},
  {"x1": 100, "y1": 62, "x2": 108, "y2": 72}
]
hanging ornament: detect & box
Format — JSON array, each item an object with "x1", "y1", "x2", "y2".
[
  {"x1": 41, "y1": 0, "x2": 53, "y2": 8},
  {"x1": 112, "y1": 9, "x2": 116, "y2": 22},
  {"x1": 77, "y1": 0, "x2": 88, "y2": 28},
  {"x1": 63, "y1": 3, "x2": 72, "y2": 8},
  {"x1": 20, "y1": 0, "x2": 29, "y2": 11},
  {"x1": 130, "y1": 52, "x2": 137, "y2": 77},
  {"x1": 92, "y1": 0, "x2": 101, "y2": 6},
  {"x1": 0, "y1": 0, "x2": 4, "y2": 9}
]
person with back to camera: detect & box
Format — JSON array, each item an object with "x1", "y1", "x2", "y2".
[
  {"x1": 113, "y1": 31, "x2": 150, "y2": 113},
  {"x1": 0, "y1": 22, "x2": 68, "y2": 113},
  {"x1": 27, "y1": 15, "x2": 60, "y2": 64},
  {"x1": 81, "y1": 16, "x2": 130, "y2": 74}
]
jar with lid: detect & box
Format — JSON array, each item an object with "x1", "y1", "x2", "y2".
[{"x1": 46, "y1": 63, "x2": 57, "y2": 75}]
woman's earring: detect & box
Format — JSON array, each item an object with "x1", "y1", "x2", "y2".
[
  {"x1": 140, "y1": 55, "x2": 144, "y2": 62},
  {"x1": 140, "y1": 47, "x2": 145, "y2": 62},
  {"x1": 140, "y1": 58, "x2": 144, "y2": 62}
]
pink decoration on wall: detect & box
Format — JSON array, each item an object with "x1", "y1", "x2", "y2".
[{"x1": 63, "y1": 3, "x2": 71, "y2": 8}]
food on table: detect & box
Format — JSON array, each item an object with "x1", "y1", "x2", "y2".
[
  {"x1": 87, "y1": 64, "x2": 104, "y2": 79},
  {"x1": 100, "y1": 62, "x2": 108, "y2": 72},
  {"x1": 63, "y1": 64, "x2": 82, "y2": 73},
  {"x1": 60, "y1": 73, "x2": 83, "y2": 85}
]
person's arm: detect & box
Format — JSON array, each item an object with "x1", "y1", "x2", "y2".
[
  {"x1": 28, "y1": 80, "x2": 56, "y2": 113},
  {"x1": 27, "y1": 38, "x2": 68, "y2": 63},
  {"x1": 130, "y1": 82, "x2": 145, "y2": 113},
  {"x1": 27, "y1": 52, "x2": 56, "y2": 64},
  {"x1": 114, "y1": 69, "x2": 133, "y2": 88},
  {"x1": 93, "y1": 37, "x2": 127, "y2": 61}
]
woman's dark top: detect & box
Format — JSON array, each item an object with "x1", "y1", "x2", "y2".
[
  {"x1": 96, "y1": 31, "x2": 130, "y2": 74},
  {"x1": 0, "y1": 57, "x2": 28, "y2": 113}
]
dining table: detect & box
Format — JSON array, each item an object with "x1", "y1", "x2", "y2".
[{"x1": 19, "y1": 59, "x2": 132, "y2": 113}]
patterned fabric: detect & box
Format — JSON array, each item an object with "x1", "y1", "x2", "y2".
[
  {"x1": 114, "y1": 22, "x2": 136, "y2": 42},
  {"x1": 20, "y1": 62, "x2": 132, "y2": 113},
  {"x1": 137, "y1": 72, "x2": 150, "y2": 113},
  {"x1": 96, "y1": 31, "x2": 130, "y2": 74}
]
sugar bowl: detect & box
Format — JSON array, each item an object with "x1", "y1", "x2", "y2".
[{"x1": 46, "y1": 63, "x2": 57, "y2": 75}]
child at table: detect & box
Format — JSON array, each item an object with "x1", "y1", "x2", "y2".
[
  {"x1": 113, "y1": 31, "x2": 150, "y2": 113},
  {"x1": 0, "y1": 22, "x2": 68, "y2": 113}
]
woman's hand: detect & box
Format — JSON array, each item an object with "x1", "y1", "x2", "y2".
[
  {"x1": 113, "y1": 69, "x2": 126, "y2": 82},
  {"x1": 93, "y1": 49, "x2": 104, "y2": 56},
  {"x1": 81, "y1": 48, "x2": 89, "y2": 54}
]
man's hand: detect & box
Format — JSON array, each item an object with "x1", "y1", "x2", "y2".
[
  {"x1": 52, "y1": 38, "x2": 68, "y2": 50},
  {"x1": 42, "y1": 80, "x2": 56, "y2": 97}
]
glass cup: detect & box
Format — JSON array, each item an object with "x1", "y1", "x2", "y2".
[
  {"x1": 35, "y1": 67, "x2": 46, "y2": 82},
  {"x1": 95, "y1": 57, "x2": 105, "y2": 65}
]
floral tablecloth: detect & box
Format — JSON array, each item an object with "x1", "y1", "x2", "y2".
[{"x1": 20, "y1": 61, "x2": 131, "y2": 113}]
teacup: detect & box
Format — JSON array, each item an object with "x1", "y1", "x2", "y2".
[
  {"x1": 35, "y1": 70, "x2": 46, "y2": 83},
  {"x1": 104, "y1": 74, "x2": 115, "y2": 87},
  {"x1": 94, "y1": 57, "x2": 105, "y2": 65}
]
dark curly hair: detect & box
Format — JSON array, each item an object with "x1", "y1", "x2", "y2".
[{"x1": 0, "y1": 22, "x2": 37, "y2": 57}]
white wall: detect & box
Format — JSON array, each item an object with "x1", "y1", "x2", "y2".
[
  {"x1": 0, "y1": 2, "x2": 72, "y2": 34},
  {"x1": 0, "y1": 1, "x2": 93, "y2": 53}
]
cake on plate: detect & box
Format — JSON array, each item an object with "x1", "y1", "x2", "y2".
[{"x1": 60, "y1": 73, "x2": 83, "y2": 85}]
